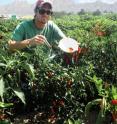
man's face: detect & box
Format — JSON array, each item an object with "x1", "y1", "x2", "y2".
[{"x1": 35, "y1": 3, "x2": 52, "y2": 24}]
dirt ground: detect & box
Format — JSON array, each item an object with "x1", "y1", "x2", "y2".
[{"x1": 11, "y1": 110, "x2": 113, "y2": 124}]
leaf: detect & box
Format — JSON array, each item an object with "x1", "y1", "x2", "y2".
[
  {"x1": 7, "y1": 60, "x2": 15, "y2": 67},
  {"x1": 74, "y1": 120, "x2": 81, "y2": 124},
  {"x1": 85, "y1": 99, "x2": 102, "y2": 117},
  {"x1": 12, "y1": 88, "x2": 26, "y2": 104},
  {"x1": 68, "y1": 119, "x2": 74, "y2": 124},
  {"x1": 0, "y1": 78, "x2": 5, "y2": 100},
  {"x1": 0, "y1": 63, "x2": 7, "y2": 67},
  {"x1": 86, "y1": 75, "x2": 103, "y2": 93},
  {"x1": 0, "y1": 102, "x2": 13, "y2": 108},
  {"x1": 24, "y1": 63, "x2": 35, "y2": 80},
  {"x1": 112, "y1": 86, "x2": 117, "y2": 99},
  {"x1": 96, "y1": 110, "x2": 105, "y2": 124}
]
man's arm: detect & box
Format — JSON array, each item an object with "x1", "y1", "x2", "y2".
[
  {"x1": 8, "y1": 35, "x2": 47, "y2": 51},
  {"x1": 8, "y1": 39, "x2": 31, "y2": 51}
]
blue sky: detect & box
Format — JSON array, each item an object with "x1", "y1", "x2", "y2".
[{"x1": 0, "y1": 0, "x2": 117, "y2": 5}]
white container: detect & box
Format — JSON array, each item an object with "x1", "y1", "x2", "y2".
[{"x1": 58, "y1": 37, "x2": 79, "y2": 53}]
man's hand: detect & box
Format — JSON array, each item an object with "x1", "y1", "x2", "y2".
[
  {"x1": 8, "y1": 35, "x2": 49, "y2": 51},
  {"x1": 29, "y1": 35, "x2": 46, "y2": 46}
]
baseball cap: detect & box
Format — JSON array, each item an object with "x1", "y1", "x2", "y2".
[{"x1": 35, "y1": 0, "x2": 53, "y2": 9}]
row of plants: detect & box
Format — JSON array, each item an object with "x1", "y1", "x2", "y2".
[{"x1": 0, "y1": 13, "x2": 117, "y2": 123}]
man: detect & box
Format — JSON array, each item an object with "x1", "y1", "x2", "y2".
[{"x1": 8, "y1": 0, "x2": 66, "y2": 51}]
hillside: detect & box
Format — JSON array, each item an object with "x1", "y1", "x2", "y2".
[{"x1": 0, "y1": 0, "x2": 117, "y2": 16}]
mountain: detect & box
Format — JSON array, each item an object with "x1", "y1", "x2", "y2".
[
  {"x1": 0, "y1": 0, "x2": 117, "y2": 16},
  {"x1": 0, "y1": 0, "x2": 34, "y2": 16}
]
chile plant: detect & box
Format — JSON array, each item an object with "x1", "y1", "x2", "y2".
[{"x1": 85, "y1": 75, "x2": 117, "y2": 124}]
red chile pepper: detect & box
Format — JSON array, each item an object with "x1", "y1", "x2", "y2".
[
  {"x1": 78, "y1": 47, "x2": 81, "y2": 53},
  {"x1": 112, "y1": 111, "x2": 117, "y2": 121},
  {"x1": 111, "y1": 100, "x2": 117, "y2": 105},
  {"x1": 64, "y1": 54, "x2": 70, "y2": 65}
]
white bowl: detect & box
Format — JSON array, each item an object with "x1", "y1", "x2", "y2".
[{"x1": 58, "y1": 37, "x2": 79, "y2": 53}]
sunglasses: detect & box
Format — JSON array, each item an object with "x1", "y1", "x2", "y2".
[{"x1": 38, "y1": 9, "x2": 53, "y2": 15}]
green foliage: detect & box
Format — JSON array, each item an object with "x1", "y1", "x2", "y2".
[
  {"x1": 12, "y1": 88, "x2": 25, "y2": 104},
  {"x1": 0, "y1": 78, "x2": 5, "y2": 102},
  {"x1": 85, "y1": 74, "x2": 117, "y2": 123},
  {"x1": 0, "y1": 120, "x2": 10, "y2": 124},
  {"x1": 64, "y1": 118, "x2": 82, "y2": 124},
  {"x1": 0, "y1": 13, "x2": 116, "y2": 123},
  {"x1": 0, "y1": 102, "x2": 13, "y2": 108},
  {"x1": 111, "y1": 86, "x2": 117, "y2": 100}
]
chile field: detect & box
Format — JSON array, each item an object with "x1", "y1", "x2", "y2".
[{"x1": 0, "y1": 13, "x2": 117, "y2": 124}]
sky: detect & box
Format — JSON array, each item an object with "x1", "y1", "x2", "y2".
[
  {"x1": 74, "y1": 0, "x2": 117, "y2": 4},
  {"x1": 0, "y1": 0, "x2": 117, "y2": 5}
]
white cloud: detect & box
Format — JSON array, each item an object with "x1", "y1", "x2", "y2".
[
  {"x1": 1, "y1": 0, "x2": 117, "y2": 5},
  {"x1": 27, "y1": 0, "x2": 36, "y2": 3},
  {"x1": 76, "y1": 0, "x2": 117, "y2": 4}
]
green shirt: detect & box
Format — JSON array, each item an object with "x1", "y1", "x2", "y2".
[{"x1": 12, "y1": 19, "x2": 65, "y2": 46}]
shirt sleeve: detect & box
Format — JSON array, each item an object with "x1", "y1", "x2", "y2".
[
  {"x1": 52, "y1": 22, "x2": 66, "y2": 42},
  {"x1": 11, "y1": 22, "x2": 25, "y2": 42}
]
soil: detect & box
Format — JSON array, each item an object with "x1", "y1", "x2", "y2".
[
  {"x1": 6, "y1": 110, "x2": 113, "y2": 124},
  {"x1": 3, "y1": 111, "x2": 57, "y2": 124},
  {"x1": 1, "y1": 105, "x2": 114, "y2": 124}
]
